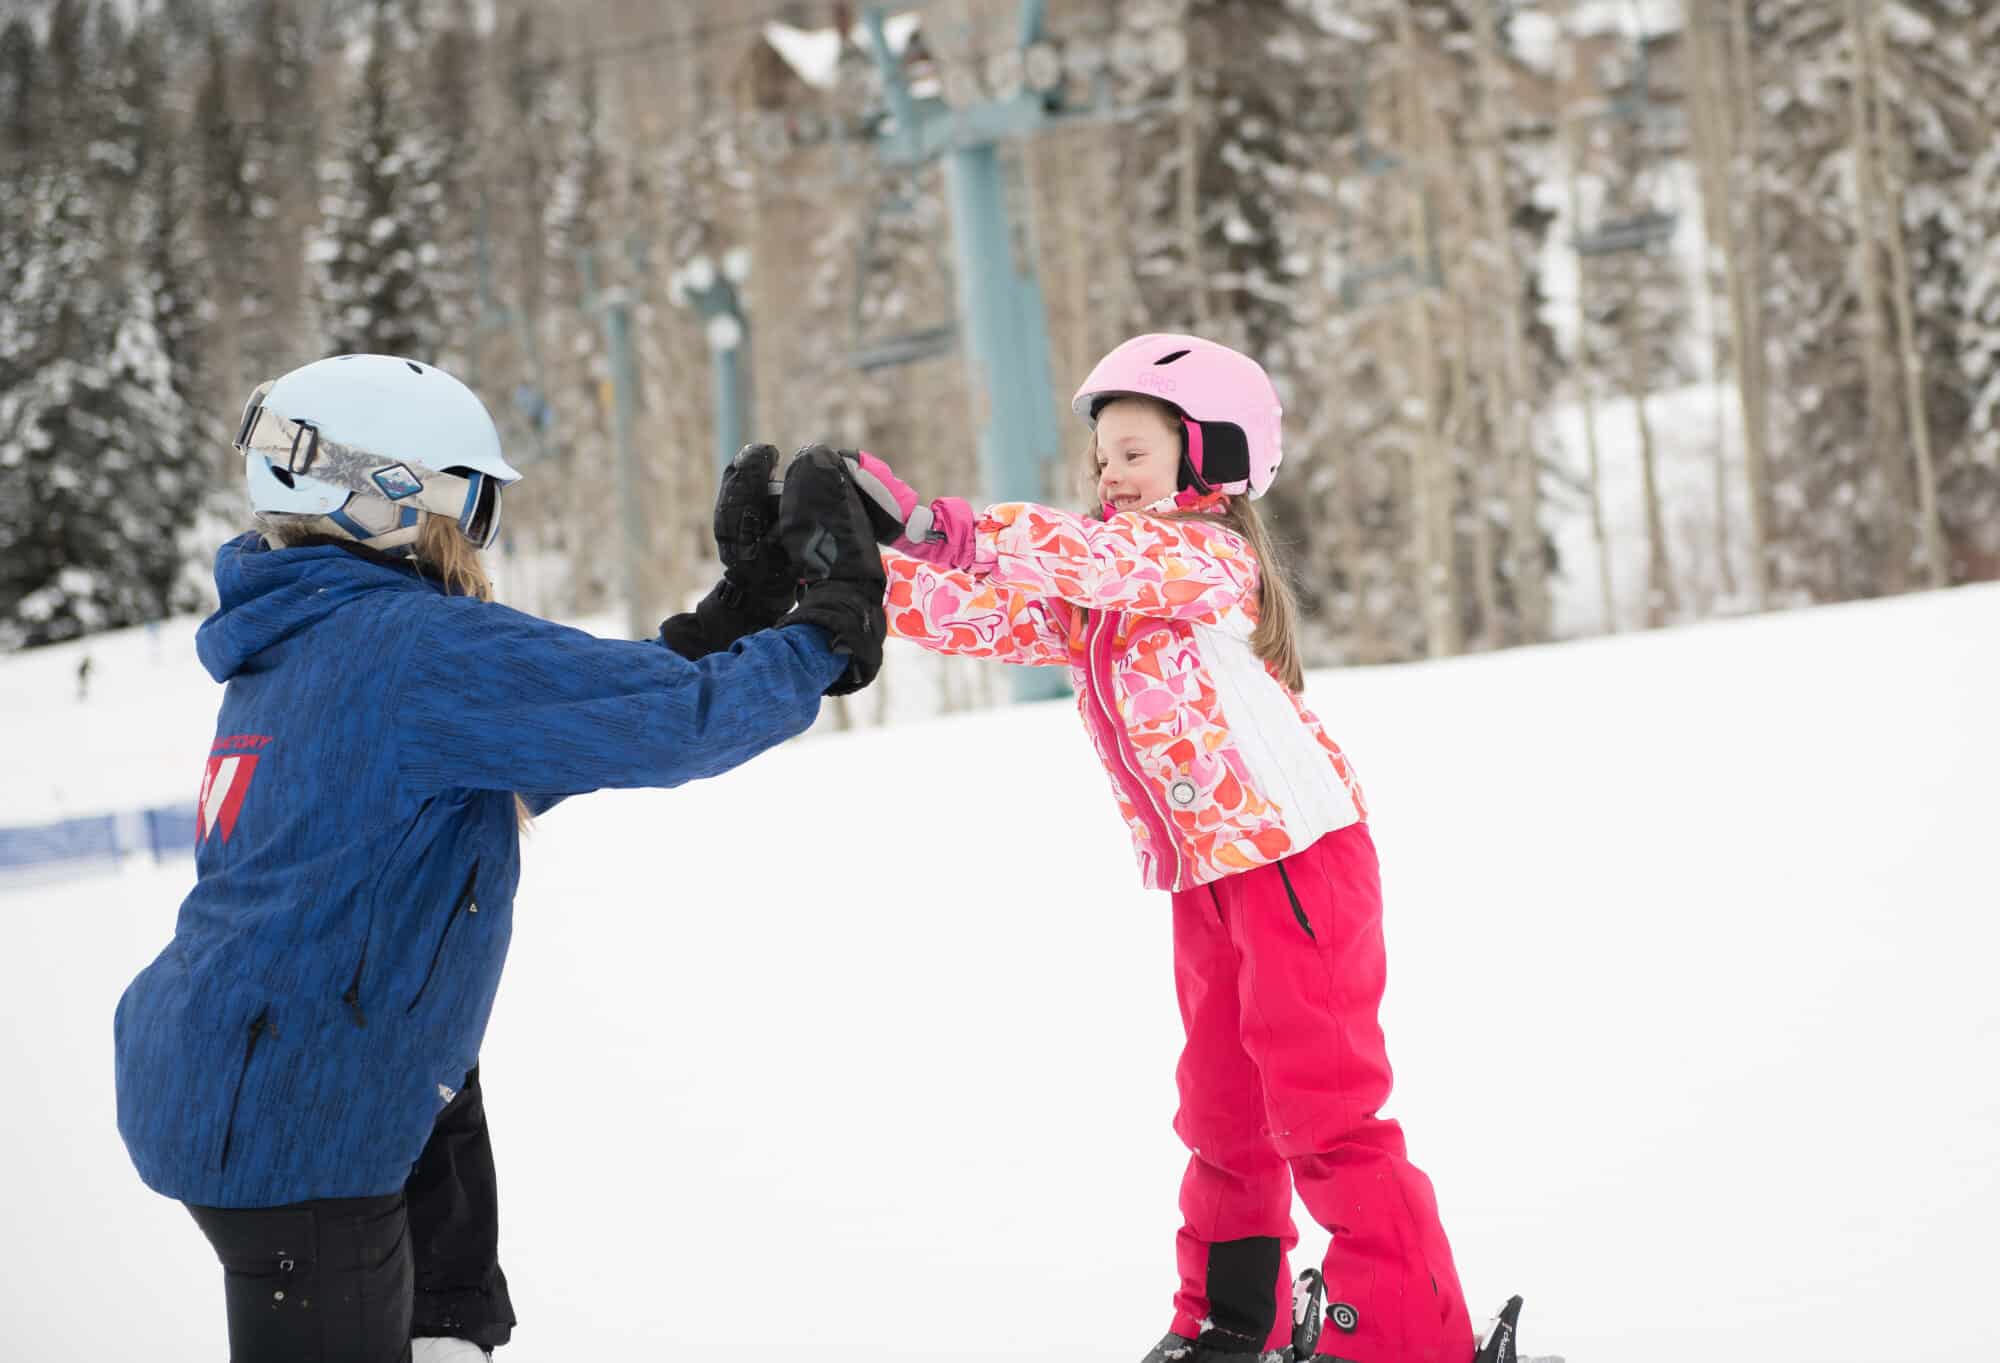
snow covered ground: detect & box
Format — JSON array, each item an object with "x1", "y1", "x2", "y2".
[{"x1": 3, "y1": 581, "x2": 1996, "y2": 1362}]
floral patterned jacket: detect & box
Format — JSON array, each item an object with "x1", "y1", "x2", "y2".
[{"x1": 884, "y1": 501, "x2": 1368, "y2": 891}]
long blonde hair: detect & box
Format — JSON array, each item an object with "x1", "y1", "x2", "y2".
[
  {"x1": 261, "y1": 511, "x2": 532, "y2": 829},
  {"x1": 1081, "y1": 397, "x2": 1305, "y2": 692},
  {"x1": 411, "y1": 514, "x2": 494, "y2": 600}
]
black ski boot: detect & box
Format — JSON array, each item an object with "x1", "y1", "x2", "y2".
[
  {"x1": 1297, "y1": 1289, "x2": 1554, "y2": 1363},
  {"x1": 1473, "y1": 1296, "x2": 1522, "y2": 1363},
  {"x1": 1289, "y1": 1267, "x2": 1325, "y2": 1359},
  {"x1": 1140, "y1": 1268, "x2": 1325, "y2": 1363}
]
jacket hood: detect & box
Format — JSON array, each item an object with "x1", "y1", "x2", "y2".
[{"x1": 195, "y1": 533, "x2": 437, "y2": 682}]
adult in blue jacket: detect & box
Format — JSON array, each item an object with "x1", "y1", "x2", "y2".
[{"x1": 113, "y1": 355, "x2": 885, "y2": 1363}]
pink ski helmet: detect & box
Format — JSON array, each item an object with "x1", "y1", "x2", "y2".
[{"x1": 1071, "y1": 333, "x2": 1284, "y2": 499}]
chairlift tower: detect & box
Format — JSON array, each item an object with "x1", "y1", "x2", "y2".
[
  {"x1": 669, "y1": 247, "x2": 755, "y2": 478},
  {"x1": 850, "y1": 1, "x2": 1185, "y2": 700},
  {"x1": 859, "y1": 4, "x2": 1061, "y2": 511}
]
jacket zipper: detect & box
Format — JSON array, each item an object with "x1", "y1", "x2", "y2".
[
  {"x1": 1276, "y1": 862, "x2": 1316, "y2": 941},
  {"x1": 407, "y1": 863, "x2": 479, "y2": 1013},
  {"x1": 342, "y1": 813, "x2": 434, "y2": 1029},
  {"x1": 1085, "y1": 610, "x2": 1185, "y2": 890},
  {"x1": 342, "y1": 944, "x2": 369, "y2": 1028},
  {"x1": 218, "y1": 1006, "x2": 273, "y2": 1171}
]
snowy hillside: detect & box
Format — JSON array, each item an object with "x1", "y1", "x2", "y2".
[{"x1": 3, "y1": 584, "x2": 1996, "y2": 1363}]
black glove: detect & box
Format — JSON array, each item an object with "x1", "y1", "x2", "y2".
[
  {"x1": 776, "y1": 444, "x2": 888, "y2": 695},
  {"x1": 657, "y1": 443, "x2": 794, "y2": 660}
]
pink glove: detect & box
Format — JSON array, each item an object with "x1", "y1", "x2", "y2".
[
  {"x1": 901, "y1": 495, "x2": 982, "y2": 572},
  {"x1": 839, "y1": 449, "x2": 987, "y2": 572}
]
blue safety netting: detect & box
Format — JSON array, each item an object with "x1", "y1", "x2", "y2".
[{"x1": 0, "y1": 803, "x2": 199, "y2": 878}]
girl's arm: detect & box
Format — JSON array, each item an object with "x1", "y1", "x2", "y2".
[
  {"x1": 882, "y1": 549, "x2": 1073, "y2": 664},
  {"x1": 393, "y1": 596, "x2": 844, "y2": 798},
  {"x1": 973, "y1": 503, "x2": 1259, "y2": 623}
]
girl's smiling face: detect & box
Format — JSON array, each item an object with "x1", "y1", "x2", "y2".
[{"x1": 1094, "y1": 398, "x2": 1183, "y2": 513}]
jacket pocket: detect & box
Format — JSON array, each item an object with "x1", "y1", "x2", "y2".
[
  {"x1": 218, "y1": 1006, "x2": 274, "y2": 1172},
  {"x1": 407, "y1": 862, "x2": 480, "y2": 1013},
  {"x1": 1276, "y1": 862, "x2": 1316, "y2": 942}
]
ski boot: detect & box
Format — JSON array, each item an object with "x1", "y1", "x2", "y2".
[
  {"x1": 1296, "y1": 1288, "x2": 1557, "y2": 1363},
  {"x1": 1141, "y1": 1268, "x2": 1325, "y2": 1363},
  {"x1": 1470, "y1": 1295, "x2": 1564, "y2": 1363}
]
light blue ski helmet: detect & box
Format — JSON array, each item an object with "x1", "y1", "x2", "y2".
[{"x1": 235, "y1": 354, "x2": 521, "y2": 553}]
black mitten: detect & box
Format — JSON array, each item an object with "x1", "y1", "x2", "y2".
[
  {"x1": 776, "y1": 445, "x2": 888, "y2": 695},
  {"x1": 657, "y1": 443, "x2": 794, "y2": 659}
]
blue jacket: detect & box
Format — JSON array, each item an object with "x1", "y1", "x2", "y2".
[{"x1": 114, "y1": 534, "x2": 842, "y2": 1208}]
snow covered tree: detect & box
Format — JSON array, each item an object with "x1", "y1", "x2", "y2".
[
  {"x1": 1956, "y1": 6, "x2": 2000, "y2": 577},
  {"x1": 128, "y1": 15, "x2": 212, "y2": 489},
  {"x1": 0, "y1": 2, "x2": 207, "y2": 648},
  {"x1": 1867, "y1": 0, "x2": 1995, "y2": 587},
  {"x1": 312, "y1": 0, "x2": 446, "y2": 360},
  {"x1": 1751, "y1": 0, "x2": 1986, "y2": 598},
  {"x1": 208, "y1": 0, "x2": 321, "y2": 402}
]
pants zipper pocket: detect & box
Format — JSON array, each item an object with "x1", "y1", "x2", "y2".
[
  {"x1": 218, "y1": 1006, "x2": 273, "y2": 1172},
  {"x1": 408, "y1": 863, "x2": 479, "y2": 1012},
  {"x1": 1276, "y1": 863, "x2": 1316, "y2": 941}
]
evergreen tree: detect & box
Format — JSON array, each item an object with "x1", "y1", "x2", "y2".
[
  {"x1": 312, "y1": 0, "x2": 444, "y2": 360},
  {"x1": 0, "y1": 2, "x2": 207, "y2": 648},
  {"x1": 127, "y1": 12, "x2": 210, "y2": 458},
  {"x1": 233, "y1": 0, "x2": 320, "y2": 390}
]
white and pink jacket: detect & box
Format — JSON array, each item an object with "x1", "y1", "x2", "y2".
[{"x1": 884, "y1": 501, "x2": 1368, "y2": 891}]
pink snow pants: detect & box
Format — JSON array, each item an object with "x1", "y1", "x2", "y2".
[{"x1": 1167, "y1": 823, "x2": 1474, "y2": 1363}]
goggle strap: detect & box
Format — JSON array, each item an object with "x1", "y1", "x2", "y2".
[{"x1": 239, "y1": 410, "x2": 498, "y2": 544}]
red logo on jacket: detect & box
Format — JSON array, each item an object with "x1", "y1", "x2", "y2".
[{"x1": 197, "y1": 735, "x2": 272, "y2": 845}]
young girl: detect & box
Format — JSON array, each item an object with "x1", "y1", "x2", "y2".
[
  {"x1": 113, "y1": 355, "x2": 886, "y2": 1363},
  {"x1": 841, "y1": 333, "x2": 1480, "y2": 1363}
]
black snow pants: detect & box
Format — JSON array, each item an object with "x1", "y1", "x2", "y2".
[{"x1": 186, "y1": 1066, "x2": 516, "y2": 1362}]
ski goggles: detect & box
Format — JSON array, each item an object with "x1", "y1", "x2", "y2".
[{"x1": 235, "y1": 382, "x2": 506, "y2": 550}]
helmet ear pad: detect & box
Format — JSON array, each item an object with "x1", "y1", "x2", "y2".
[{"x1": 1177, "y1": 419, "x2": 1252, "y2": 494}]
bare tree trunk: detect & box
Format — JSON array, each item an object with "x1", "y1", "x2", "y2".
[
  {"x1": 1056, "y1": 131, "x2": 1096, "y2": 400},
  {"x1": 1859, "y1": 0, "x2": 1949, "y2": 589},
  {"x1": 1844, "y1": 0, "x2": 1914, "y2": 592},
  {"x1": 1450, "y1": 279, "x2": 1503, "y2": 645},
  {"x1": 1471, "y1": 0, "x2": 1548, "y2": 642},
  {"x1": 1724, "y1": 0, "x2": 1775, "y2": 606},
  {"x1": 1435, "y1": 143, "x2": 1499, "y2": 645},
  {"x1": 1680, "y1": 8, "x2": 1739, "y2": 599},
  {"x1": 1178, "y1": 62, "x2": 1209, "y2": 331},
  {"x1": 1395, "y1": 9, "x2": 1460, "y2": 658},
  {"x1": 1561, "y1": 0, "x2": 1617, "y2": 633},
  {"x1": 1623, "y1": 294, "x2": 1678, "y2": 627}
]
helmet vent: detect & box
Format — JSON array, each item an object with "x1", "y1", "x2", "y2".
[
  {"x1": 1153, "y1": 349, "x2": 1191, "y2": 366},
  {"x1": 405, "y1": 361, "x2": 424, "y2": 374}
]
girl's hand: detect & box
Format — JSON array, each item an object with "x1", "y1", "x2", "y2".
[
  {"x1": 898, "y1": 495, "x2": 980, "y2": 572},
  {"x1": 834, "y1": 448, "x2": 984, "y2": 572},
  {"x1": 838, "y1": 448, "x2": 920, "y2": 541}
]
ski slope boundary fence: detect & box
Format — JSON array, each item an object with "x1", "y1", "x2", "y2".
[{"x1": 0, "y1": 805, "x2": 198, "y2": 883}]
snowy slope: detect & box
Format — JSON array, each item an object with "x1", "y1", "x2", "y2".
[{"x1": 3, "y1": 584, "x2": 1996, "y2": 1362}]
